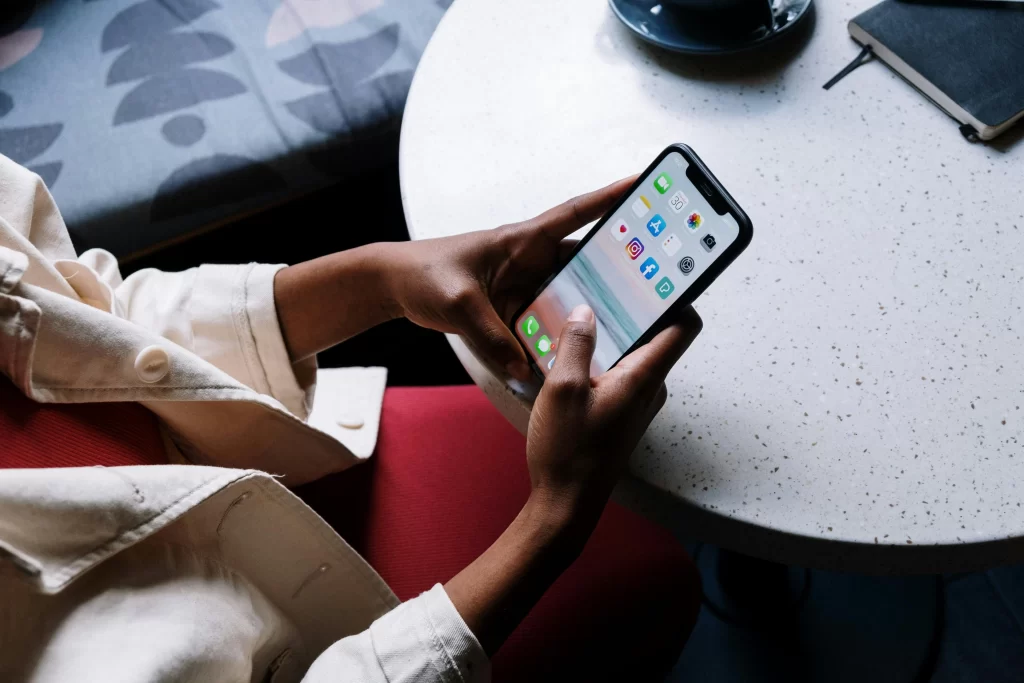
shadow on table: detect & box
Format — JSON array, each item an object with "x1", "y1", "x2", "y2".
[
  {"x1": 984, "y1": 119, "x2": 1024, "y2": 154},
  {"x1": 613, "y1": 473, "x2": 1024, "y2": 575}
]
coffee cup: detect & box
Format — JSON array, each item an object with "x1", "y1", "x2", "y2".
[{"x1": 660, "y1": 0, "x2": 776, "y2": 36}]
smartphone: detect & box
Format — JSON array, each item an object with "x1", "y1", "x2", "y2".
[{"x1": 512, "y1": 144, "x2": 752, "y2": 378}]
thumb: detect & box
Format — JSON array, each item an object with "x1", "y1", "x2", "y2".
[
  {"x1": 547, "y1": 305, "x2": 597, "y2": 388},
  {"x1": 460, "y1": 298, "x2": 532, "y2": 381}
]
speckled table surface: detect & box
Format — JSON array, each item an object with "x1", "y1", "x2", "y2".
[{"x1": 399, "y1": 0, "x2": 1024, "y2": 573}]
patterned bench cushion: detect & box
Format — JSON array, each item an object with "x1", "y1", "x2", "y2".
[{"x1": 0, "y1": 0, "x2": 449, "y2": 258}]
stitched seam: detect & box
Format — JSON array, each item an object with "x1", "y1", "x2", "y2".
[
  {"x1": 235, "y1": 264, "x2": 273, "y2": 396},
  {"x1": 104, "y1": 469, "x2": 145, "y2": 504},
  {"x1": 421, "y1": 597, "x2": 464, "y2": 683},
  {"x1": 416, "y1": 600, "x2": 457, "y2": 683},
  {"x1": 1, "y1": 294, "x2": 39, "y2": 392},
  {"x1": 369, "y1": 605, "x2": 450, "y2": 683},
  {"x1": 43, "y1": 471, "x2": 255, "y2": 589},
  {"x1": 256, "y1": 479, "x2": 398, "y2": 612}
]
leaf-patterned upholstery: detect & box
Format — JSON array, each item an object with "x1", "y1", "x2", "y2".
[{"x1": 0, "y1": 0, "x2": 451, "y2": 257}]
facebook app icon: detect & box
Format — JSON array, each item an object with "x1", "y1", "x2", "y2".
[
  {"x1": 639, "y1": 257, "x2": 660, "y2": 280},
  {"x1": 646, "y1": 214, "x2": 666, "y2": 237}
]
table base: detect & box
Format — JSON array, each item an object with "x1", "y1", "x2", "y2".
[{"x1": 674, "y1": 547, "x2": 942, "y2": 682}]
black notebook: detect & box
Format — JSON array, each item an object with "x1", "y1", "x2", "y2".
[{"x1": 849, "y1": 1, "x2": 1024, "y2": 140}]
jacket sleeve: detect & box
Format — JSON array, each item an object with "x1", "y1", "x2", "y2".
[
  {"x1": 303, "y1": 584, "x2": 490, "y2": 683},
  {"x1": 103, "y1": 257, "x2": 316, "y2": 418},
  {"x1": 0, "y1": 154, "x2": 314, "y2": 418}
]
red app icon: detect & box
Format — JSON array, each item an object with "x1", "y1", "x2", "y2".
[{"x1": 611, "y1": 219, "x2": 630, "y2": 241}]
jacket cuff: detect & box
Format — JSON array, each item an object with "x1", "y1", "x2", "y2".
[
  {"x1": 191, "y1": 263, "x2": 316, "y2": 419},
  {"x1": 244, "y1": 263, "x2": 316, "y2": 418},
  {"x1": 369, "y1": 584, "x2": 490, "y2": 683}
]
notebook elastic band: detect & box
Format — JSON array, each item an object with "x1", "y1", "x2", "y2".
[{"x1": 823, "y1": 45, "x2": 874, "y2": 91}]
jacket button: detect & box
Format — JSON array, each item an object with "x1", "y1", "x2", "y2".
[
  {"x1": 337, "y1": 414, "x2": 364, "y2": 429},
  {"x1": 135, "y1": 345, "x2": 170, "y2": 383}
]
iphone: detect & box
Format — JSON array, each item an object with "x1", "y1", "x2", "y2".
[{"x1": 512, "y1": 144, "x2": 753, "y2": 377}]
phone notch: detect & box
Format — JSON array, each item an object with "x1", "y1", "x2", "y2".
[{"x1": 685, "y1": 163, "x2": 730, "y2": 216}]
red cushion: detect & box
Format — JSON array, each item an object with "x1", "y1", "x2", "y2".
[
  {"x1": 0, "y1": 375, "x2": 166, "y2": 469},
  {"x1": 299, "y1": 385, "x2": 700, "y2": 682},
  {"x1": 0, "y1": 373, "x2": 699, "y2": 679}
]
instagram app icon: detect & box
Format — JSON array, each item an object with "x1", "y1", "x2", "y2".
[{"x1": 625, "y1": 237, "x2": 644, "y2": 260}]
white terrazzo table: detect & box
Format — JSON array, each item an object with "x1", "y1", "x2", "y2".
[{"x1": 399, "y1": 0, "x2": 1024, "y2": 573}]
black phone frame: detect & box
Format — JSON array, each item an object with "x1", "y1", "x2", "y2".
[{"x1": 511, "y1": 143, "x2": 754, "y2": 379}]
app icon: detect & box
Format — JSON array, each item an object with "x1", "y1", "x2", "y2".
[
  {"x1": 625, "y1": 237, "x2": 645, "y2": 260},
  {"x1": 639, "y1": 257, "x2": 660, "y2": 280},
  {"x1": 610, "y1": 218, "x2": 630, "y2": 241},
  {"x1": 547, "y1": 355, "x2": 556, "y2": 371},
  {"x1": 646, "y1": 214, "x2": 666, "y2": 237},
  {"x1": 655, "y1": 277, "x2": 675, "y2": 299},
  {"x1": 701, "y1": 234, "x2": 717, "y2": 252},
  {"x1": 535, "y1": 335, "x2": 552, "y2": 356},
  {"x1": 668, "y1": 190, "x2": 689, "y2": 214},
  {"x1": 631, "y1": 195, "x2": 651, "y2": 218},
  {"x1": 679, "y1": 256, "x2": 695, "y2": 274},
  {"x1": 686, "y1": 211, "x2": 703, "y2": 231},
  {"x1": 521, "y1": 315, "x2": 539, "y2": 337},
  {"x1": 654, "y1": 172, "x2": 673, "y2": 194},
  {"x1": 661, "y1": 233, "x2": 682, "y2": 257}
]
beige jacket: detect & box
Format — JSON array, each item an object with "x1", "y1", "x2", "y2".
[{"x1": 0, "y1": 155, "x2": 487, "y2": 682}]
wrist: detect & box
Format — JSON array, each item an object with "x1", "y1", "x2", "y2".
[
  {"x1": 519, "y1": 489, "x2": 602, "y2": 559},
  {"x1": 360, "y1": 242, "x2": 405, "y2": 321}
]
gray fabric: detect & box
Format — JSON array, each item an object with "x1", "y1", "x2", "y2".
[{"x1": 0, "y1": 0, "x2": 447, "y2": 257}]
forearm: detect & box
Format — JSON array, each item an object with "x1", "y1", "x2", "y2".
[
  {"x1": 274, "y1": 243, "x2": 402, "y2": 361},
  {"x1": 444, "y1": 493, "x2": 601, "y2": 656}
]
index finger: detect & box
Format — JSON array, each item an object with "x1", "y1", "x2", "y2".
[{"x1": 527, "y1": 175, "x2": 639, "y2": 241}]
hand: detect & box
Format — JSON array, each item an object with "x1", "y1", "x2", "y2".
[
  {"x1": 385, "y1": 177, "x2": 636, "y2": 381},
  {"x1": 526, "y1": 303, "x2": 703, "y2": 524},
  {"x1": 444, "y1": 302, "x2": 702, "y2": 655}
]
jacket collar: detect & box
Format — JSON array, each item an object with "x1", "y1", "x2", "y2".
[{"x1": 0, "y1": 465, "x2": 253, "y2": 594}]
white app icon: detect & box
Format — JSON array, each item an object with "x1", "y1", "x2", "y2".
[
  {"x1": 668, "y1": 190, "x2": 689, "y2": 214},
  {"x1": 631, "y1": 195, "x2": 651, "y2": 218},
  {"x1": 610, "y1": 219, "x2": 630, "y2": 241},
  {"x1": 661, "y1": 233, "x2": 682, "y2": 257}
]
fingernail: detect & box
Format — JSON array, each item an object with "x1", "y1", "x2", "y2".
[
  {"x1": 568, "y1": 304, "x2": 594, "y2": 323},
  {"x1": 507, "y1": 361, "x2": 531, "y2": 381}
]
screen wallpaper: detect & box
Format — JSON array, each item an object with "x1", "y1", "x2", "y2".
[{"x1": 516, "y1": 151, "x2": 739, "y2": 376}]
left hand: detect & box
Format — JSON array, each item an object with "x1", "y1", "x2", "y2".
[{"x1": 385, "y1": 176, "x2": 636, "y2": 381}]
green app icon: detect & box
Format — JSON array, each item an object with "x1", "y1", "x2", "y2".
[
  {"x1": 654, "y1": 172, "x2": 673, "y2": 194},
  {"x1": 522, "y1": 315, "x2": 540, "y2": 337},
  {"x1": 535, "y1": 335, "x2": 552, "y2": 356},
  {"x1": 655, "y1": 276, "x2": 675, "y2": 300}
]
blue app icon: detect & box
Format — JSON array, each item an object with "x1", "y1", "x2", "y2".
[
  {"x1": 646, "y1": 214, "x2": 666, "y2": 237},
  {"x1": 639, "y1": 257, "x2": 660, "y2": 280}
]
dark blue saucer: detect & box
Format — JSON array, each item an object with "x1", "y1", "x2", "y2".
[{"x1": 608, "y1": 0, "x2": 814, "y2": 55}]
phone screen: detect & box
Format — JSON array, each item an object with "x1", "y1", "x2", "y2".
[{"x1": 515, "y1": 150, "x2": 741, "y2": 376}]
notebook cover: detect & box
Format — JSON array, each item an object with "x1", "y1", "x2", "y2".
[{"x1": 851, "y1": 1, "x2": 1024, "y2": 128}]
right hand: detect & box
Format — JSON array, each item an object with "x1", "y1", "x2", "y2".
[
  {"x1": 525, "y1": 303, "x2": 703, "y2": 530},
  {"x1": 443, "y1": 302, "x2": 701, "y2": 655}
]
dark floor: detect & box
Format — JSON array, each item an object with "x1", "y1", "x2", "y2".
[
  {"x1": 124, "y1": 166, "x2": 1024, "y2": 683},
  {"x1": 933, "y1": 567, "x2": 1024, "y2": 682},
  {"x1": 665, "y1": 557, "x2": 1024, "y2": 683}
]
